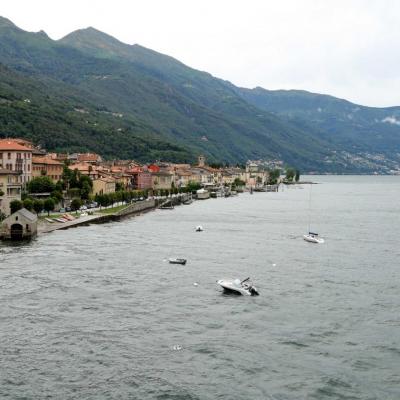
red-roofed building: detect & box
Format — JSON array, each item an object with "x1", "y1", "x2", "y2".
[
  {"x1": 0, "y1": 139, "x2": 33, "y2": 185},
  {"x1": 77, "y1": 153, "x2": 102, "y2": 164},
  {"x1": 32, "y1": 156, "x2": 63, "y2": 182}
]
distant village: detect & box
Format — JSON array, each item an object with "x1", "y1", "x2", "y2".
[{"x1": 0, "y1": 138, "x2": 287, "y2": 219}]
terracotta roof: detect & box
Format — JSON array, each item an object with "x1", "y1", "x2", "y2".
[
  {"x1": 32, "y1": 157, "x2": 63, "y2": 165},
  {"x1": 0, "y1": 139, "x2": 32, "y2": 151},
  {"x1": 77, "y1": 153, "x2": 100, "y2": 162}
]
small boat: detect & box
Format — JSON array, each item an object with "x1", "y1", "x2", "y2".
[
  {"x1": 168, "y1": 258, "x2": 187, "y2": 265},
  {"x1": 195, "y1": 225, "x2": 203, "y2": 232},
  {"x1": 303, "y1": 232, "x2": 325, "y2": 244},
  {"x1": 217, "y1": 277, "x2": 259, "y2": 296}
]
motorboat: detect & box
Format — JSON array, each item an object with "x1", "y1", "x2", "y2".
[
  {"x1": 195, "y1": 225, "x2": 203, "y2": 232},
  {"x1": 303, "y1": 232, "x2": 325, "y2": 244},
  {"x1": 168, "y1": 258, "x2": 187, "y2": 265},
  {"x1": 217, "y1": 277, "x2": 259, "y2": 296}
]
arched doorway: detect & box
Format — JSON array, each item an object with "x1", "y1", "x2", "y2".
[{"x1": 10, "y1": 223, "x2": 23, "y2": 240}]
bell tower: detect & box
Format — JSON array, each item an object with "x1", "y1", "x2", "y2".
[{"x1": 198, "y1": 155, "x2": 205, "y2": 167}]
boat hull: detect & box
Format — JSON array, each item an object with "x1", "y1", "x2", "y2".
[
  {"x1": 303, "y1": 235, "x2": 324, "y2": 244},
  {"x1": 217, "y1": 279, "x2": 259, "y2": 296}
]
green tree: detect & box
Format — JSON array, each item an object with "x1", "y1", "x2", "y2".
[
  {"x1": 285, "y1": 168, "x2": 296, "y2": 182},
  {"x1": 233, "y1": 178, "x2": 245, "y2": 187},
  {"x1": 23, "y1": 198, "x2": 34, "y2": 211},
  {"x1": 71, "y1": 198, "x2": 82, "y2": 214},
  {"x1": 267, "y1": 169, "x2": 281, "y2": 185},
  {"x1": 80, "y1": 181, "x2": 92, "y2": 200},
  {"x1": 10, "y1": 199, "x2": 23, "y2": 214},
  {"x1": 27, "y1": 176, "x2": 56, "y2": 193},
  {"x1": 33, "y1": 199, "x2": 44, "y2": 215},
  {"x1": 186, "y1": 181, "x2": 201, "y2": 192},
  {"x1": 44, "y1": 198, "x2": 55, "y2": 216},
  {"x1": 0, "y1": 189, "x2": 4, "y2": 197}
]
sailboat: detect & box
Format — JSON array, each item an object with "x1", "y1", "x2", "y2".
[{"x1": 303, "y1": 183, "x2": 325, "y2": 244}]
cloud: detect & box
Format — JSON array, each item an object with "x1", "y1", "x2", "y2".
[{"x1": 382, "y1": 116, "x2": 400, "y2": 126}]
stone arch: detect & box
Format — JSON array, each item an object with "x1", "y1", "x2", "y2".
[{"x1": 10, "y1": 223, "x2": 23, "y2": 240}]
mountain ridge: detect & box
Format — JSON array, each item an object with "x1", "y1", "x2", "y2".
[{"x1": 0, "y1": 16, "x2": 399, "y2": 173}]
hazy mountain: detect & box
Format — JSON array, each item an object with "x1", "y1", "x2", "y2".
[
  {"x1": 237, "y1": 87, "x2": 400, "y2": 172},
  {"x1": 0, "y1": 16, "x2": 399, "y2": 172}
]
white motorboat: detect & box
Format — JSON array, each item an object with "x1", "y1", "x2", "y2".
[
  {"x1": 168, "y1": 258, "x2": 187, "y2": 265},
  {"x1": 195, "y1": 225, "x2": 203, "y2": 232},
  {"x1": 217, "y1": 277, "x2": 259, "y2": 296},
  {"x1": 303, "y1": 232, "x2": 325, "y2": 244}
]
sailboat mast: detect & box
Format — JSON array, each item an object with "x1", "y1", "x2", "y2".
[{"x1": 308, "y1": 183, "x2": 312, "y2": 233}]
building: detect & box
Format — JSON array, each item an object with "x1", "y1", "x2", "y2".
[
  {"x1": 32, "y1": 156, "x2": 63, "y2": 182},
  {"x1": 0, "y1": 168, "x2": 22, "y2": 216},
  {"x1": 0, "y1": 208, "x2": 37, "y2": 240},
  {"x1": 151, "y1": 171, "x2": 174, "y2": 190},
  {"x1": 77, "y1": 153, "x2": 102, "y2": 164},
  {"x1": 127, "y1": 167, "x2": 152, "y2": 190},
  {"x1": 0, "y1": 139, "x2": 33, "y2": 185},
  {"x1": 93, "y1": 177, "x2": 116, "y2": 195}
]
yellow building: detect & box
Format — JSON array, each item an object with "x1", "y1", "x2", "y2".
[{"x1": 93, "y1": 177, "x2": 116, "y2": 195}]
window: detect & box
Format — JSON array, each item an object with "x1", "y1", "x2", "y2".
[{"x1": 7, "y1": 153, "x2": 11, "y2": 159}]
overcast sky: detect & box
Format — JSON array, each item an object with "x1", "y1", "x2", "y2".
[{"x1": 2, "y1": 0, "x2": 400, "y2": 107}]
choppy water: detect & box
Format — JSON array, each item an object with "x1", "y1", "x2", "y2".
[{"x1": 1, "y1": 176, "x2": 400, "y2": 399}]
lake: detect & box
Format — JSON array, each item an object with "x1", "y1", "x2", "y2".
[{"x1": 1, "y1": 176, "x2": 399, "y2": 399}]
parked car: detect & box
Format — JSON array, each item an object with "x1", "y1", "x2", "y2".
[
  {"x1": 65, "y1": 206, "x2": 71, "y2": 212},
  {"x1": 80, "y1": 205, "x2": 87, "y2": 211},
  {"x1": 58, "y1": 208, "x2": 66, "y2": 213}
]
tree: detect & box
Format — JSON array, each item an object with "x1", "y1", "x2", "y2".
[
  {"x1": 80, "y1": 180, "x2": 92, "y2": 200},
  {"x1": 33, "y1": 199, "x2": 44, "y2": 215},
  {"x1": 23, "y1": 198, "x2": 34, "y2": 211},
  {"x1": 295, "y1": 169, "x2": 300, "y2": 182},
  {"x1": 186, "y1": 181, "x2": 201, "y2": 192},
  {"x1": 27, "y1": 176, "x2": 55, "y2": 193},
  {"x1": 0, "y1": 189, "x2": 4, "y2": 197},
  {"x1": 44, "y1": 198, "x2": 55, "y2": 216},
  {"x1": 267, "y1": 169, "x2": 281, "y2": 185},
  {"x1": 10, "y1": 199, "x2": 23, "y2": 214},
  {"x1": 233, "y1": 178, "x2": 245, "y2": 187},
  {"x1": 115, "y1": 182, "x2": 124, "y2": 191},
  {"x1": 285, "y1": 168, "x2": 296, "y2": 182},
  {"x1": 71, "y1": 198, "x2": 82, "y2": 214}
]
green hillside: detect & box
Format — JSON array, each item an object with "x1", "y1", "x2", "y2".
[
  {"x1": 0, "y1": 16, "x2": 399, "y2": 172},
  {"x1": 237, "y1": 87, "x2": 400, "y2": 171}
]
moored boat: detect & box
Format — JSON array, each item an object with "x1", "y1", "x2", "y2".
[
  {"x1": 168, "y1": 258, "x2": 187, "y2": 265},
  {"x1": 217, "y1": 277, "x2": 259, "y2": 296},
  {"x1": 303, "y1": 232, "x2": 325, "y2": 244}
]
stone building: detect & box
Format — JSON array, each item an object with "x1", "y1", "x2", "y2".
[{"x1": 0, "y1": 208, "x2": 37, "y2": 240}]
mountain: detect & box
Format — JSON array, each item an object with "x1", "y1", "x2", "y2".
[
  {"x1": 0, "y1": 16, "x2": 399, "y2": 173},
  {"x1": 236, "y1": 87, "x2": 400, "y2": 172}
]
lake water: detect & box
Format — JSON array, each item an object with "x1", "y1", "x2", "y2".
[{"x1": 1, "y1": 176, "x2": 399, "y2": 399}]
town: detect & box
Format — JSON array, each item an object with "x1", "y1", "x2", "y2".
[{"x1": 0, "y1": 138, "x2": 294, "y2": 239}]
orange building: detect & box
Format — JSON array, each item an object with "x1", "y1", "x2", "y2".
[{"x1": 32, "y1": 156, "x2": 63, "y2": 182}]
